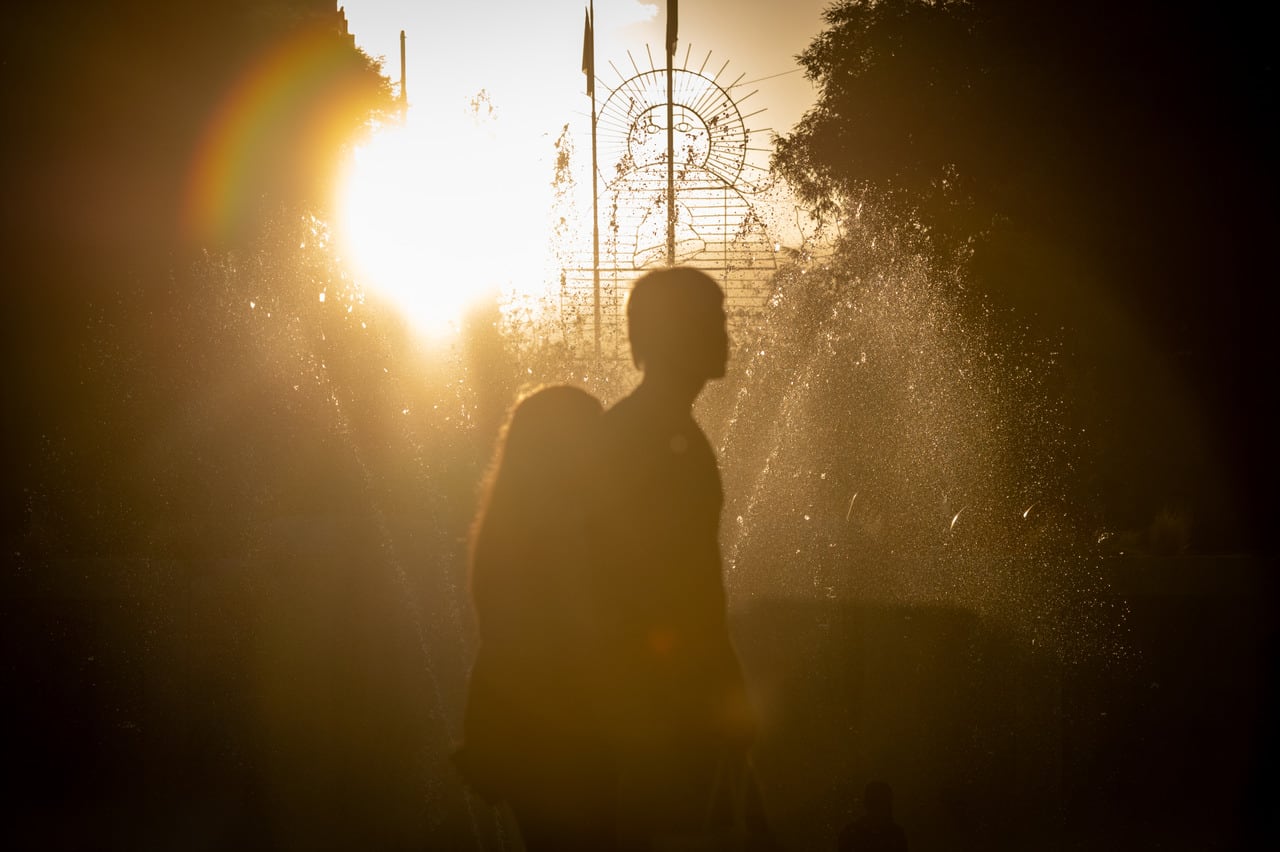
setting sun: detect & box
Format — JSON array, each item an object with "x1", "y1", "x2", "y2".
[{"x1": 335, "y1": 114, "x2": 557, "y2": 335}]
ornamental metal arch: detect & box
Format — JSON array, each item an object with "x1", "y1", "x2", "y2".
[{"x1": 562, "y1": 46, "x2": 782, "y2": 361}]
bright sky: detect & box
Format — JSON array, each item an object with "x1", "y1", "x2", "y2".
[
  {"x1": 343, "y1": 0, "x2": 826, "y2": 133},
  {"x1": 334, "y1": 0, "x2": 830, "y2": 332}
]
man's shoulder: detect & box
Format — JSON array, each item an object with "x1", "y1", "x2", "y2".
[
  {"x1": 601, "y1": 390, "x2": 640, "y2": 421},
  {"x1": 600, "y1": 392, "x2": 650, "y2": 440}
]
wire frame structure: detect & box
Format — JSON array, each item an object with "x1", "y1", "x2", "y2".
[{"x1": 562, "y1": 46, "x2": 781, "y2": 361}]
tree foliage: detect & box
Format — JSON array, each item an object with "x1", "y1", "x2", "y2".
[
  {"x1": 4, "y1": 1, "x2": 394, "y2": 252},
  {"x1": 773, "y1": 0, "x2": 1274, "y2": 256},
  {"x1": 773, "y1": 0, "x2": 982, "y2": 247}
]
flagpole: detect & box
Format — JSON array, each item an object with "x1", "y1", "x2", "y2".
[
  {"x1": 586, "y1": 4, "x2": 599, "y2": 368},
  {"x1": 589, "y1": 2, "x2": 601, "y2": 365},
  {"x1": 399, "y1": 30, "x2": 407, "y2": 119},
  {"x1": 666, "y1": 1, "x2": 676, "y2": 266}
]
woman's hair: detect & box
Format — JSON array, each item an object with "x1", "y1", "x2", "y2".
[{"x1": 469, "y1": 385, "x2": 602, "y2": 610}]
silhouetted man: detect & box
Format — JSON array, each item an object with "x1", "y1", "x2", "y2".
[
  {"x1": 838, "y1": 781, "x2": 908, "y2": 852},
  {"x1": 592, "y1": 266, "x2": 760, "y2": 849}
]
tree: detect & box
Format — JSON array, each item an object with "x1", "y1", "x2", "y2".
[
  {"x1": 772, "y1": 0, "x2": 1276, "y2": 549},
  {"x1": 774, "y1": 1, "x2": 1273, "y2": 259},
  {"x1": 3, "y1": 2, "x2": 397, "y2": 559},
  {"x1": 773, "y1": 0, "x2": 984, "y2": 252},
  {"x1": 3, "y1": 1, "x2": 395, "y2": 253}
]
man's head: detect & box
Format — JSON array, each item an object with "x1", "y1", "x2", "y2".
[{"x1": 626, "y1": 267, "x2": 728, "y2": 382}]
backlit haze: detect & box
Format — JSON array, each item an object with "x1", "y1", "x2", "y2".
[{"x1": 336, "y1": 0, "x2": 827, "y2": 334}]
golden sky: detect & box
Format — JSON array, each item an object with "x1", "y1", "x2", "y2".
[
  {"x1": 333, "y1": 0, "x2": 830, "y2": 331},
  {"x1": 343, "y1": 0, "x2": 826, "y2": 146}
]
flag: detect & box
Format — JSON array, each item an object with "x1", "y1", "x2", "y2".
[
  {"x1": 582, "y1": 5, "x2": 594, "y2": 98},
  {"x1": 666, "y1": 0, "x2": 678, "y2": 57}
]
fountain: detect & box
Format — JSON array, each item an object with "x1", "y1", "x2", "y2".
[
  {"x1": 7, "y1": 1, "x2": 1273, "y2": 848},
  {"x1": 218, "y1": 202, "x2": 1125, "y2": 847},
  {"x1": 12, "y1": 143, "x2": 1126, "y2": 845}
]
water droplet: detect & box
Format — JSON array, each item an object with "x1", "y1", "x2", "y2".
[{"x1": 318, "y1": 292, "x2": 326, "y2": 303}]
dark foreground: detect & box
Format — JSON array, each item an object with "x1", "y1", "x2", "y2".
[{"x1": 3, "y1": 554, "x2": 1273, "y2": 850}]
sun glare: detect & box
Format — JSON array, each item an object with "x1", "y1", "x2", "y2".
[{"x1": 335, "y1": 117, "x2": 555, "y2": 335}]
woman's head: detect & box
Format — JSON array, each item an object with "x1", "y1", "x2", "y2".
[
  {"x1": 469, "y1": 384, "x2": 603, "y2": 641},
  {"x1": 473, "y1": 385, "x2": 603, "y2": 549},
  {"x1": 497, "y1": 385, "x2": 602, "y2": 484}
]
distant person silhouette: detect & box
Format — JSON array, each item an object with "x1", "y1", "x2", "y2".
[
  {"x1": 591, "y1": 267, "x2": 767, "y2": 849},
  {"x1": 454, "y1": 385, "x2": 615, "y2": 851},
  {"x1": 838, "y1": 781, "x2": 908, "y2": 852}
]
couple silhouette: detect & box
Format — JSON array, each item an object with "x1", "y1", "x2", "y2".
[{"x1": 455, "y1": 267, "x2": 768, "y2": 851}]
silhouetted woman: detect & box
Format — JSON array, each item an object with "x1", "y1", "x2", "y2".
[{"x1": 454, "y1": 385, "x2": 613, "y2": 850}]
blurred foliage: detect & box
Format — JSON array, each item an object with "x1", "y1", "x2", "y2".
[
  {"x1": 5, "y1": 2, "x2": 396, "y2": 554},
  {"x1": 773, "y1": 0, "x2": 1273, "y2": 260},
  {"x1": 3, "y1": 1, "x2": 394, "y2": 251}
]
